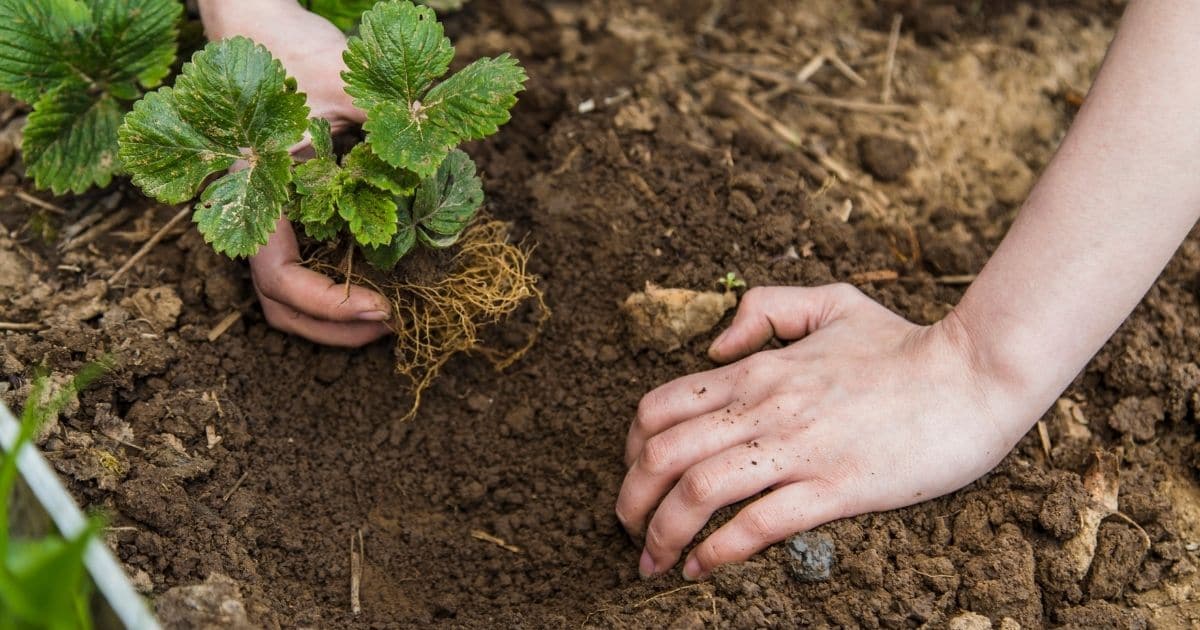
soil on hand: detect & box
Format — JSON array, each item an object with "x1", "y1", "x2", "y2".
[{"x1": 3, "y1": 1, "x2": 1199, "y2": 628}]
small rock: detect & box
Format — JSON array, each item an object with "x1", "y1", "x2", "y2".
[
  {"x1": 1108, "y1": 396, "x2": 1164, "y2": 442},
  {"x1": 467, "y1": 393, "x2": 492, "y2": 412},
  {"x1": 0, "y1": 248, "x2": 29, "y2": 291},
  {"x1": 121, "y1": 286, "x2": 183, "y2": 331},
  {"x1": 858, "y1": 135, "x2": 915, "y2": 182},
  {"x1": 156, "y1": 573, "x2": 255, "y2": 630},
  {"x1": 596, "y1": 344, "x2": 620, "y2": 363},
  {"x1": 622, "y1": 283, "x2": 737, "y2": 353},
  {"x1": 785, "y1": 531, "x2": 836, "y2": 582},
  {"x1": 729, "y1": 172, "x2": 766, "y2": 200},
  {"x1": 948, "y1": 612, "x2": 992, "y2": 630}
]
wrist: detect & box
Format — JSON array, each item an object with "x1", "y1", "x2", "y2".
[
  {"x1": 932, "y1": 306, "x2": 1060, "y2": 442},
  {"x1": 198, "y1": 0, "x2": 305, "y2": 41}
]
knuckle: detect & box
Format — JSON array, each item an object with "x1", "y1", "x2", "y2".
[
  {"x1": 639, "y1": 435, "x2": 676, "y2": 475},
  {"x1": 679, "y1": 468, "x2": 716, "y2": 506},
  {"x1": 644, "y1": 522, "x2": 668, "y2": 554},
  {"x1": 634, "y1": 393, "x2": 661, "y2": 432},
  {"x1": 742, "y1": 505, "x2": 781, "y2": 543},
  {"x1": 740, "y1": 287, "x2": 768, "y2": 311}
]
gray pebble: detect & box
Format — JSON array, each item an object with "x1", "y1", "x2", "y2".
[{"x1": 785, "y1": 531, "x2": 836, "y2": 582}]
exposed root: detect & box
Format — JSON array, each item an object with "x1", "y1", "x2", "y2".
[{"x1": 310, "y1": 220, "x2": 548, "y2": 425}]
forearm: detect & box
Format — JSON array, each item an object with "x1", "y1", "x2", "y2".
[{"x1": 953, "y1": 0, "x2": 1200, "y2": 432}]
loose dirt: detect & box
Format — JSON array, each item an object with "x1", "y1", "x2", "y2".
[{"x1": 3, "y1": 0, "x2": 1199, "y2": 627}]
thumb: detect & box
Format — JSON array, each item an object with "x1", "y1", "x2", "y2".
[{"x1": 708, "y1": 284, "x2": 863, "y2": 363}]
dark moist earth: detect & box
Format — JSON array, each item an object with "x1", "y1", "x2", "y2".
[{"x1": 2, "y1": 1, "x2": 1199, "y2": 628}]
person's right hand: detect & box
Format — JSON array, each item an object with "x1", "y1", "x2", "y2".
[{"x1": 199, "y1": 0, "x2": 392, "y2": 347}]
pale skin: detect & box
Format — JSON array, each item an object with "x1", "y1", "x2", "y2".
[{"x1": 200, "y1": 2, "x2": 1200, "y2": 581}]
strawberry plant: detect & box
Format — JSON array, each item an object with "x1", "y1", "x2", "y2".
[
  {"x1": 0, "y1": 0, "x2": 181, "y2": 195},
  {"x1": 309, "y1": 0, "x2": 468, "y2": 31},
  {"x1": 118, "y1": 0, "x2": 526, "y2": 265},
  {"x1": 1, "y1": 363, "x2": 108, "y2": 629}
]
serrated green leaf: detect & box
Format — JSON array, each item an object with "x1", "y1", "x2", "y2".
[
  {"x1": 412, "y1": 149, "x2": 482, "y2": 242},
  {"x1": 362, "y1": 101, "x2": 458, "y2": 177},
  {"x1": 342, "y1": 2, "x2": 525, "y2": 176},
  {"x1": 0, "y1": 0, "x2": 91, "y2": 103},
  {"x1": 311, "y1": 0, "x2": 468, "y2": 31},
  {"x1": 308, "y1": 117, "x2": 334, "y2": 160},
  {"x1": 118, "y1": 87, "x2": 237, "y2": 202},
  {"x1": 195, "y1": 151, "x2": 293, "y2": 257},
  {"x1": 23, "y1": 82, "x2": 123, "y2": 194},
  {"x1": 424, "y1": 54, "x2": 526, "y2": 142},
  {"x1": 341, "y1": 143, "x2": 420, "y2": 196},
  {"x1": 120, "y1": 37, "x2": 310, "y2": 257},
  {"x1": 362, "y1": 200, "x2": 417, "y2": 268},
  {"x1": 0, "y1": 0, "x2": 180, "y2": 194},
  {"x1": 293, "y1": 156, "x2": 341, "y2": 225},
  {"x1": 87, "y1": 0, "x2": 181, "y2": 89},
  {"x1": 342, "y1": 0, "x2": 453, "y2": 109},
  {"x1": 302, "y1": 212, "x2": 348, "y2": 241},
  {"x1": 174, "y1": 37, "x2": 308, "y2": 151},
  {"x1": 338, "y1": 183, "x2": 398, "y2": 247}
]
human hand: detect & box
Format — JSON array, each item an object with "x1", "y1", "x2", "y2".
[
  {"x1": 617, "y1": 284, "x2": 1034, "y2": 580},
  {"x1": 199, "y1": 0, "x2": 390, "y2": 346}
]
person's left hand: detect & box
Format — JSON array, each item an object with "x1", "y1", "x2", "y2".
[{"x1": 616, "y1": 284, "x2": 1033, "y2": 580}]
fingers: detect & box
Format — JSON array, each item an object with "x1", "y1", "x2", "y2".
[
  {"x1": 709, "y1": 284, "x2": 864, "y2": 363},
  {"x1": 258, "y1": 293, "x2": 390, "y2": 348},
  {"x1": 251, "y1": 218, "x2": 393, "y2": 322},
  {"x1": 639, "y1": 440, "x2": 796, "y2": 577},
  {"x1": 626, "y1": 366, "x2": 741, "y2": 467},
  {"x1": 682, "y1": 482, "x2": 844, "y2": 581},
  {"x1": 616, "y1": 407, "x2": 766, "y2": 538}
]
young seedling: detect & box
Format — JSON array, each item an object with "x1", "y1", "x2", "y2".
[
  {"x1": 0, "y1": 0, "x2": 180, "y2": 195},
  {"x1": 119, "y1": 0, "x2": 526, "y2": 265},
  {"x1": 718, "y1": 272, "x2": 747, "y2": 291},
  {"x1": 0, "y1": 362, "x2": 109, "y2": 629}
]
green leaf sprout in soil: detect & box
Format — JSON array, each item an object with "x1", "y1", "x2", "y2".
[
  {"x1": 718, "y1": 272, "x2": 747, "y2": 291},
  {"x1": 119, "y1": 0, "x2": 527, "y2": 267},
  {"x1": 0, "y1": 0, "x2": 181, "y2": 195},
  {"x1": 1, "y1": 362, "x2": 109, "y2": 630}
]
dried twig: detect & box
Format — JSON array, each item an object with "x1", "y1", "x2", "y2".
[
  {"x1": 794, "y1": 93, "x2": 911, "y2": 115},
  {"x1": 795, "y1": 53, "x2": 827, "y2": 83},
  {"x1": 848, "y1": 269, "x2": 899, "y2": 284},
  {"x1": 882, "y1": 14, "x2": 903, "y2": 104},
  {"x1": 824, "y1": 47, "x2": 867, "y2": 87},
  {"x1": 935, "y1": 274, "x2": 977, "y2": 285},
  {"x1": 108, "y1": 205, "x2": 191, "y2": 284},
  {"x1": 726, "y1": 93, "x2": 802, "y2": 146},
  {"x1": 470, "y1": 530, "x2": 521, "y2": 553},
  {"x1": 13, "y1": 190, "x2": 66, "y2": 215},
  {"x1": 350, "y1": 530, "x2": 364, "y2": 615},
  {"x1": 0, "y1": 321, "x2": 41, "y2": 331},
  {"x1": 60, "y1": 206, "x2": 137, "y2": 252},
  {"x1": 1037, "y1": 420, "x2": 1052, "y2": 461},
  {"x1": 207, "y1": 312, "x2": 242, "y2": 343},
  {"x1": 60, "y1": 191, "x2": 123, "y2": 242},
  {"x1": 221, "y1": 470, "x2": 250, "y2": 503}
]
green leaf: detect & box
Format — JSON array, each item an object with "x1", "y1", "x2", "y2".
[
  {"x1": 195, "y1": 151, "x2": 293, "y2": 258},
  {"x1": 423, "y1": 54, "x2": 526, "y2": 143},
  {"x1": 120, "y1": 37, "x2": 310, "y2": 257},
  {"x1": 293, "y1": 156, "x2": 342, "y2": 226},
  {"x1": 23, "y1": 82, "x2": 124, "y2": 194},
  {"x1": 412, "y1": 149, "x2": 482, "y2": 244},
  {"x1": 87, "y1": 0, "x2": 181, "y2": 89},
  {"x1": 308, "y1": 117, "x2": 334, "y2": 160},
  {"x1": 338, "y1": 183, "x2": 398, "y2": 247},
  {"x1": 118, "y1": 88, "x2": 236, "y2": 203},
  {"x1": 343, "y1": 1, "x2": 524, "y2": 177},
  {"x1": 301, "y1": 212, "x2": 348, "y2": 241},
  {"x1": 362, "y1": 200, "x2": 417, "y2": 268},
  {"x1": 342, "y1": 0, "x2": 453, "y2": 109},
  {"x1": 0, "y1": 0, "x2": 92, "y2": 103},
  {"x1": 341, "y1": 144, "x2": 420, "y2": 196},
  {"x1": 308, "y1": 0, "x2": 376, "y2": 31},
  {"x1": 0, "y1": 0, "x2": 180, "y2": 194}
]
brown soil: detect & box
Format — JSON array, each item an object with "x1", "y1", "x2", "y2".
[{"x1": 3, "y1": 0, "x2": 1199, "y2": 627}]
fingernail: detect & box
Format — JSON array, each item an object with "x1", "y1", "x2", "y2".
[
  {"x1": 357, "y1": 310, "x2": 390, "y2": 322},
  {"x1": 639, "y1": 549, "x2": 656, "y2": 579},
  {"x1": 682, "y1": 556, "x2": 702, "y2": 581}
]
